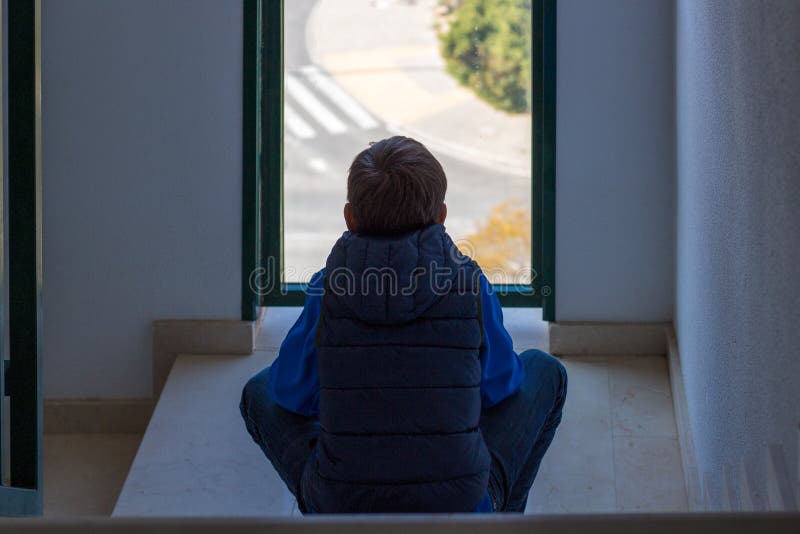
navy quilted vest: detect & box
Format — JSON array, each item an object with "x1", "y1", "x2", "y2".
[{"x1": 305, "y1": 224, "x2": 491, "y2": 513}]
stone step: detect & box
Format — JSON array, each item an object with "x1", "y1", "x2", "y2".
[
  {"x1": 113, "y1": 350, "x2": 295, "y2": 517},
  {"x1": 113, "y1": 307, "x2": 559, "y2": 516}
]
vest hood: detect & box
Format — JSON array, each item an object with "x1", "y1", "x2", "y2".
[{"x1": 324, "y1": 224, "x2": 470, "y2": 325}]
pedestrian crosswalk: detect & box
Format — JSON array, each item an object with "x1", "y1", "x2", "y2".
[
  {"x1": 284, "y1": 102, "x2": 316, "y2": 140},
  {"x1": 284, "y1": 65, "x2": 379, "y2": 140}
]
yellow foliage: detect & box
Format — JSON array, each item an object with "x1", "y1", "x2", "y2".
[{"x1": 459, "y1": 201, "x2": 532, "y2": 283}]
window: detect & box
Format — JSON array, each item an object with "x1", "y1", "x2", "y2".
[{"x1": 242, "y1": 0, "x2": 555, "y2": 319}]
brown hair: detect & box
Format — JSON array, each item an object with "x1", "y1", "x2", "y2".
[{"x1": 347, "y1": 136, "x2": 447, "y2": 236}]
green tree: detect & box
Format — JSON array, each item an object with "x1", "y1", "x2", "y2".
[{"x1": 439, "y1": 0, "x2": 532, "y2": 113}]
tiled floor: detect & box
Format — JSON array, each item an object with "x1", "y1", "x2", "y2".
[
  {"x1": 51, "y1": 307, "x2": 687, "y2": 516},
  {"x1": 528, "y1": 356, "x2": 687, "y2": 513},
  {"x1": 43, "y1": 433, "x2": 142, "y2": 516}
]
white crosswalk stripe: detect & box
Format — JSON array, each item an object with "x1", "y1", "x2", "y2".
[
  {"x1": 299, "y1": 65, "x2": 379, "y2": 130},
  {"x1": 285, "y1": 74, "x2": 348, "y2": 135},
  {"x1": 284, "y1": 102, "x2": 316, "y2": 140}
]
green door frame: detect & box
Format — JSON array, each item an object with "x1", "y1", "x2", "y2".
[
  {"x1": 241, "y1": 0, "x2": 263, "y2": 320},
  {"x1": 242, "y1": 0, "x2": 556, "y2": 321},
  {"x1": 1, "y1": 0, "x2": 44, "y2": 516}
]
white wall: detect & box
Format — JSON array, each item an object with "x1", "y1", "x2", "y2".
[
  {"x1": 41, "y1": 0, "x2": 678, "y2": 397},
  {"x1": 556, "y1": 0, "x2": 675, "y2": 322},
  {"x1": 42, "y1": 0, "x2": 243, "y2": 398},
  {"x1": 675, "y1": 0, "x2": 800, "y2": 506}
]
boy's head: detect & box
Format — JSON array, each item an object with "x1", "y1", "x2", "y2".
[{"x1": 345, "y1": 136, "x2": 447, "y2": 236}]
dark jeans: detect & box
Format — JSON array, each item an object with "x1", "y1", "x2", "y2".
[{"x1": 240, "y1": 349, "x2": 567, "y2": 513}]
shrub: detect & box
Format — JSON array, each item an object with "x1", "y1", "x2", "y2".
[{"x1": 439, "y1": 0, "x2": 532, "y2": 113}]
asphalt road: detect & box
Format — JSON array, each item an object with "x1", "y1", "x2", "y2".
[{"x1": 283, "y1": 0, "x2": 528, "y2": 281}]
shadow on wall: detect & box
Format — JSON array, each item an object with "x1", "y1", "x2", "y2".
[{"x1": 698, "y1": 439, "x2": 800, "y2": 511}]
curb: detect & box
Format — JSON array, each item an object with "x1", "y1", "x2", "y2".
[
  {"x1": 306, "y1": 0, "x2": 531, "y2": 180},
  {"x1": 386, "y1": 122, "x2": 531, "y2": 179}
]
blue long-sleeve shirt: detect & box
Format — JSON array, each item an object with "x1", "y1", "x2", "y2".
[{"x1": 267, "y1": 268, "x2": 525, "y2": 417}]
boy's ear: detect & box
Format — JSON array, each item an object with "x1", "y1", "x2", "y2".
[
  {"x1": 344, "y1": 203, "x2": 357, "y2": 232},
  {"x1": 436, "y1": 203, "x2": 447, "y2": 224}
]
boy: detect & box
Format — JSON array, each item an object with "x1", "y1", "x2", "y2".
[{"x1": 240, "y1": 136, "x2": 567, "y2": 513}]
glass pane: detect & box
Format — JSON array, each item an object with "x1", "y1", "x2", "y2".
[{"x1": 284, "y1": 0, "x2": 532, "y2": 285}]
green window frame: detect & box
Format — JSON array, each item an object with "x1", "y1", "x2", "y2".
[
  {"x1": 242, "y1": 0, "x2": 556, "y2": 321},
  {"x1": 1, "y1": 0, "x2": 44, "y2": 516}
]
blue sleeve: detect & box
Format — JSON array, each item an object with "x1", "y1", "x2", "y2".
[
  {"x1": 478, "y1": 273, "x2": 526, "y2": 409},
  {"x1": 266, "y1": 269, "x2": 324, "y2": 416}
]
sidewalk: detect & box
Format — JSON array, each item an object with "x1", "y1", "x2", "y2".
[{"x1": 305, "y1": 0, "x2": 531, "y2": 177}]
